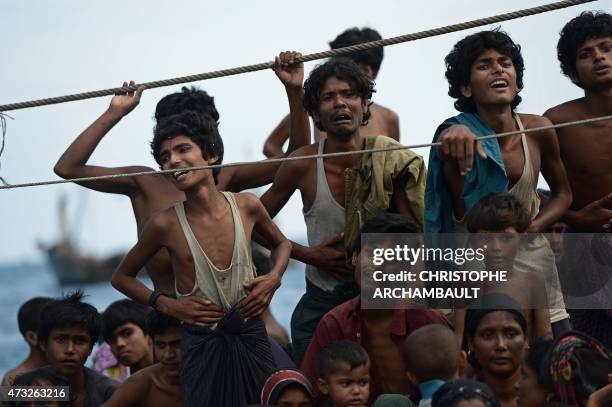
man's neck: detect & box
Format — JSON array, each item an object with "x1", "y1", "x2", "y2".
[
  {"x1": 131, "y1": 352, "x2": 154, "y2": 374},
  {"x1": 584, "y1": 84, "x2": 612, "y2": 116},
  {"x1": 24, "y1": 349, "x2": 47, "y2": 368},
  {"x1": 324, "y1": 130, "x2": 365, "y2": 168},
  {"x1": 184, "y1": 181, "x2": 226, "y2": 215},
  {"x1": 475, "y1": 104, "x2": 517, "y2": 135},
  {"x1": 362, "y1": 308, "x2": 394, "y2": 324}
]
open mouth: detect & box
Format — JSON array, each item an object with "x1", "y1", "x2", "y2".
[
  {"x1": 332, "y1": 112, "x2": 352, "y2": 125},
  {"x1": 173, "y1": 170, "x2": 190, "y2": 180},
  {"x1": 490, "y1": 79, "x2": 509, "y2": 89},
  {"x1": 594, "y1": 64, "x2": 610, "y2": 74}
]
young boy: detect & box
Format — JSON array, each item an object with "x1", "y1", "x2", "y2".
[
  {"x1": 101, "y1": 311, "x2": 183, "y2": 407},
  {"x1": 1, "y1": 297, "x2": 53, "y2": 386},
  {"x1": 453, "y1": 193, "x2": 553, "y2": 342},
  {"x1": 263, "y1": 26, "x2": 400, "y2": 157},
  {"x1": 318, "y1": 340, "x2": 371, "y2": 407},
  {"x1": 100, "y1": 299, "x2": 153, "y2": 377},
  {"x1": 111, "y1": 109, "x2": 291, "y2": 406},
  {"x1": 425, "y1": 29, "x2": 571, "y2": 331},
  {"x1": 37, "y1": 291, "x2": 118, "y2": 407},
  {"x1": 402, "y1": 324, "x2": 464, "y2": 407},
  {"x1": 544, "y1": 11, "x2": 612, "y2": 350}
]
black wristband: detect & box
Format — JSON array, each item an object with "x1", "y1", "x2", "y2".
[{"x1": 148, "y1": 291, "x2": 164, "y2": 309}]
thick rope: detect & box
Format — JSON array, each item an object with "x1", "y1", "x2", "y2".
[
  {"x1": 0, "y1": 0, "x2": 595, "y2": 112},
  {"x1": 1, "y1": 114, "x2": 610, "y2": 191}
]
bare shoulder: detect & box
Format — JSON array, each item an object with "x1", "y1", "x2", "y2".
[
  {"x1": 543, "y1": 98, "x2": 585, "y2": 123},
  {"x1": 518, "y1": 113, "x2": 552, "y2": 128},
  {"x1": 372, "y1": 103, "x2": 399, "y2": 121},
  {"x1": 1, "y1": 368, "x2": 17, "y2": 386},
  {"x1": 147, "y1": 206, "x2": 178, "y2": 230},
  {"x1": 233, "y1": 192, "x2": 264, "y2": 214},
  {"x1": 281, "y1": 142, "x2": 318, "y2": 172}
]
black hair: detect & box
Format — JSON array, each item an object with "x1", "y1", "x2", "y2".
[
  {"x1": 154, "y1": 86, "x2": 220, "y2": 124},
  {"x1": 352, "y1": 212, "x2": 420, "y2": 254},
  {"x1": 403, "y1": 324, "x2": 460, "y2": 382},
  {"x1": 329, "y1": 27, "x2": 384, "y2": 74},
  {"x1": 318, "y1": 340, "x2": 369, "y2": 381},
  {"x1": 524, "y1": 339, "x2": 555, "y2": 393},
  {"x1": 432, "y1": 379, "x2": 500, "y2": 407},
  {"x1": 38, "y1": 291, "x2": 100, "y2": 349},
  {"x1": 12, "y1": 365, "x2": 70, "y2": 387},
  {"x1": 150, "y1": 111, "x2": 224, "y2": 183},
  {"x1": 445, "y1": 29, "x2": 525, "y2": 113},
  {"x1": 147, "y1": 310, "x2": 181, "y2": 339},
  {"x1": 303, "y1": 59, "x2": 375, "y2": 131},
  {"x1": 557, "y1": 12, "x2": 612, "y2": 80},
  {"x1": 17, "y1": 297, "x2": 54, "y2": 337},
  {"x1": 101, "y1": 299, "x2": 151, "y2": 342},
  {"x1": 465, "y1": 193, "x2": 531, "y2": 233}
]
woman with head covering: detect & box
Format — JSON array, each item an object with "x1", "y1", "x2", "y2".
[
  {"x1": 465, "y1": 294, "x2": 528, "y2": 407},
  {"x1": 260, "y1": 369, "x2": 314, "y2": 407},
  {"x1": 432, "y1": 379, "x2": 500, "y2": 407},
  {"x1": 548, "y1": 332, "x2": 612, "y2": 407}
]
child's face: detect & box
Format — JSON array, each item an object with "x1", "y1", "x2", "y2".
[
  {"x1": 276, "y1": 385, "x2": 313, "y2": 407},
  {"x1": 319, "y1": 361, "x2": 370, "y2": 407},
  {"x1": 153, "y1": 326, "x2": 182, "y2": 378},
  {"x1": 107, "y1": 322, "x2": 152, "y2": 368},
  {"x1": 41, "y1": 326, "x2": 92, "y2": 377},
  {"x1": 477, "y1": 226, "x2": 521, "y2": 270},
  {"x1": 159, "y1": 135, "x2": 217, "y2": 190}
]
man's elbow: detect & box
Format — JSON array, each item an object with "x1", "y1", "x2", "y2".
[{"x1": 53, "y1": 160, "x2": 70, "y2": 178}]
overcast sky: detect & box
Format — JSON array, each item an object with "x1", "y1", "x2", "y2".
[{"x1": 0, "y1": 0, "x2": 608, "y2": 263}]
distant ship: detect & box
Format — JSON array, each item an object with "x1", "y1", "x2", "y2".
[{"x1": 39, "y1": 193, "x2": 126, "y2": 285}]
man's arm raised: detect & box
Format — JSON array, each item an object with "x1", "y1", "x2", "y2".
[
  {"x1": 54, "y1": 81, "x2": 146, "y2": 195},
  {"x1": 218, "y1": 51, "x2": 311, "y2": 192}
]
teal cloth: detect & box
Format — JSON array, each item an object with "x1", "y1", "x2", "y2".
[
  {"x1": 424, "y1": 112, "x2": 508, "y2": 233},
  {"x1": 418, "y1": 379, "x2": 446, "y2": 400}
]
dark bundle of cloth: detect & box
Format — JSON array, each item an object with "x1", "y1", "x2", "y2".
[{"x1": 180, "y1": 308, "x2": 275, "y2": 407}]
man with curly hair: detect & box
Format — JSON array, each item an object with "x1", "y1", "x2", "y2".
[
  {"x1": 544, "y1": 12, "x2": 612, "y2": 233},
  {"x1": 544, "y1": 11, "x2": 612, "y2": 351},
  {"x1": 260, "y1": 58, "x2": 425, "y2": 365},
  {"x1": 262, "y1": 27, "x2": 400, "y2": 158},
  {"x1": 424, "y1": 30, "x2": 573, "y2": 336}
]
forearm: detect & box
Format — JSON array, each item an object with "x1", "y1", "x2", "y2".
[
  {"x1": 269, "y1": 240, "x2": 292, "y2": 278},
  {"x1": 254, "y1": 232, "x2": 312, "y2": 265},
  {"x1": 111, "y1": 267, "x2": 154, "y2": 306},
  {"x1": 561, "y1": 208, "x2": 583, "y2": 229},
  {"x1": 532, "y1": 190, "x2": 572, "y2": 232},
  {"x1": 54, "y1": 109, "x2": 122, "y2": 176},
  {"x1": 285, "y1": 87, "x2": 310, "y2": 154}
]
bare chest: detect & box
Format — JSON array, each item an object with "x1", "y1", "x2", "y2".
[
  {"x1": 365, "y1": 323, "x2": 410, "y2": 393},
  {"x1": 500, "y1": 135, "x2": 540, "y2": 189}
]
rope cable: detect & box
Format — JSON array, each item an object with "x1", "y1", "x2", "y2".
[
  {"x1": 1, "y1": 114, "x2": 610, "y2": 191},
  {"x1": 0, "y1": 0, "x2": 595, "y2": 112}
]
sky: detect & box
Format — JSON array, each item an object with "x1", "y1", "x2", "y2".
[{"x1": 0, "y1": 0, "x2": 608, "y2": 263}]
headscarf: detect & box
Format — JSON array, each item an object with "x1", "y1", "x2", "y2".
[
  {"x1": 549, "y1": 331, "x2": 612, "y2": 406},
  {"x1": 260, "y1": 369, "x2": 314, "y2": 406},
  {"x1": 432, "y1": 379, "x2": 500, "y2": 407}
]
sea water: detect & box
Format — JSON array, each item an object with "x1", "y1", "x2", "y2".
[{"x1": 0, "y1": 261, "x2": 305, "y2": 375}]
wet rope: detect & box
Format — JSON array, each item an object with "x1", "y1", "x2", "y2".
[
  {"x1": 1, "y1": 114, "x2": 610, "y2": 191},
  {"x1": 0, "y1": 0, "x2": 595, "y2": 112}
]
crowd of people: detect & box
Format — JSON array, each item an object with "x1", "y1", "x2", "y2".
[{"x1": 2, "y1": 10, "x2": 612, "y2": 407}]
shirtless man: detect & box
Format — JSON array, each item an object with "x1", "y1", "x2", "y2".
[
  {"x1": 101, "y1": 312, "x2": 183, "y2": 407},
  {"x1": 260, "y1": 58, "x2": 422, "y2": 364},
  {"x1": 424, "y1": 30, "x2": 572, "y2": 334},
  {"x1": 544, "y1": 11, "x2": 612, "y2": 349},
  {"x1": 544, "y1": 12, "x2": 612, "y2": 233},
  {"x1": 263, "y1": 27, "x2": 399, "y2": 157},
  {"x1": 110, "y1": 104, "x2": 291, "y2": 406},
  {"x1": 53, "y1": 52, "x2": 307, "y2": 342},
  {"x1": 1, "y1": 297, "x2": 53, "y2": 386}
]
